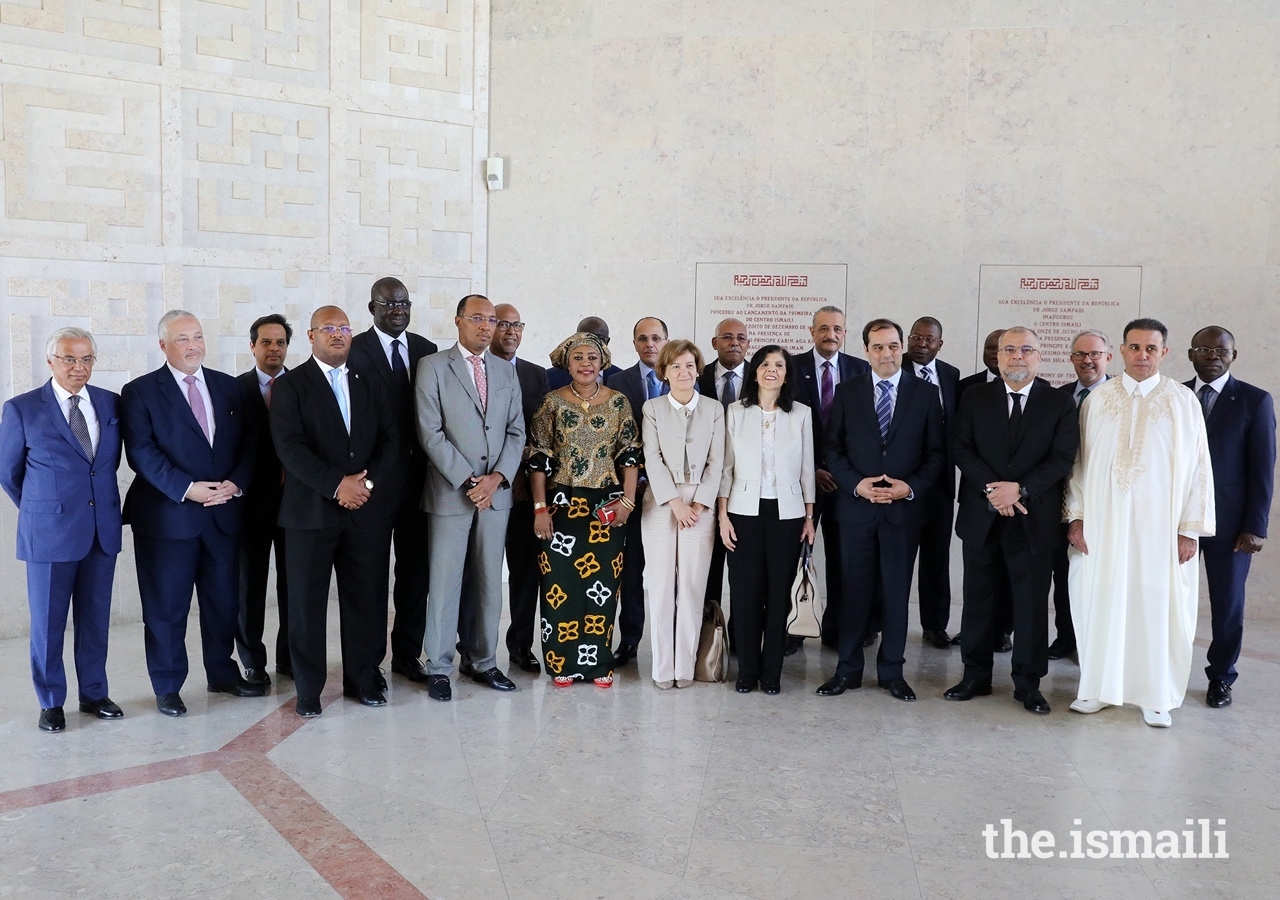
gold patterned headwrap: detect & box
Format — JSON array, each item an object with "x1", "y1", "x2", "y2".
[{"x1": 549, "y1": 331, "x2": 612, "y2": 371}]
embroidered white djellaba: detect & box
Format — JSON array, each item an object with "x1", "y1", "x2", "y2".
[{"x1": 1064, "y1": 373, "x2": 1215, "y2": 714}]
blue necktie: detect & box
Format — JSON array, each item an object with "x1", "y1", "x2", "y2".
[
  {"x1": 329, "y1": 367, "x2": 350, "y2": 432},
  {"x1": 876, "y1": 380, "x2": 892, "y2": 440},
  {"x1": 646, "y1": 370, "x2": 660, "y2": 401}
]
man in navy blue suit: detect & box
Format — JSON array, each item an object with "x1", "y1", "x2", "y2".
[
  {"x1": 817, "y1": 318, "x2": 945, "y2": 701},
  {"x1": 1, "y1": 328, "x2": 124, "y2": 733},
  {"x1": 1186, "y1": 326, "x2": 1276, "y2": 709},
  {"x1": 121, "y1": 310, "x2": 263, "y2": 717}
]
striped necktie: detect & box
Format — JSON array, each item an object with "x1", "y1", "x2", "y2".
[{"x1": 875, "y1": 380, "x2": 892, "y2": 440}]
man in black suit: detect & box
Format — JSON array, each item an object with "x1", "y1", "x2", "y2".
[
  {"x1": 347, "y1": 277, "x2": 438, "y2": 685},
  {"x1": 791, "y1": 306, "x2": 870, "y2": 651},
  {"x1": 945, "y1": 327, "x2": 1079, "y2": 714},
  {"x1": 488, "y1": 302, "x2": 550, "y2": 673},
  {"x1": 698, "y1": 317, "x2": 750, "y2": 609},
  {"x1": 546, "y1": 316, "x2": 622, "y2": 388},
  {"x1": 1047, "y1": 329, "x2": 1112, "y2": 660},
  {"x1": 270, "y1": 306, "x2": 400, "y2": 717},
  {"x1": 121, "y1": 310, "x2": 264, "y2": 717},
  {"x1": 954, "y1": 326, "x2": 1014, "y2": 652},
  {"x1": 235, "y1": 314, "x2": 292, "y2": 686},
  {"x1": 1186, "y1": 326, "x2": 1276, "y2": 709},
  {"x1": 816, "y1": 318, "x2": 944, "y2": 701},
  {"x1": 903, "y1": 316, "x2": 961, "y2": 648},
  {"x1": 606, "y1": 316, "x2": 669, "y2": 665}
]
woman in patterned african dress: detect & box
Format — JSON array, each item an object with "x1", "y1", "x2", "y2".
[{"x1": 526, "y1": 332, "x2": 641, "y2": 687}]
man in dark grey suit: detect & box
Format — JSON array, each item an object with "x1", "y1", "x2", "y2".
[
  {"x1": 416, "y1": 295, "x2": 526, "y2": 701},
  {"x1": 606, "y1": 316, "x2": 669, "y2": 665}
]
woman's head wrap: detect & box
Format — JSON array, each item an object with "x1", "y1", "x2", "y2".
[{"x1": 549, "y1": 331, "x2": 611, "y2": 371}]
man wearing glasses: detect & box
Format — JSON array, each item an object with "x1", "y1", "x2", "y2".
[
  {"x1": 1047, "y1": 330, "x2": 1113, "y2": 661},
  {"x1": 947, "y1": 328, "x2": 1078, "y2": 715},
  {"x1": 1, "y1": 329, "x2": 124, "y2": 732},
  {"x1": 270, "y1": 306, "x2": 400, "y2": 716},
  {"x1": 1185, "y1": 326, "x2": 1275, "y2": 709},
  {"x1": 348, "y1": 277, "x2": 438, "y2": 686}
]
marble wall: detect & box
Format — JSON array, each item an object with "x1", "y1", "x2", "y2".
[
  {"x1": 488, "y1": 1, "x2": 1280, "y2": 610},
  {"x1": 0, "y1": 0, "x2": 488, "y2": 636}
]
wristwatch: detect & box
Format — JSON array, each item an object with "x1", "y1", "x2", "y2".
[{"x1": 363, "y1": 477, "x2": 374, "y2": 491}]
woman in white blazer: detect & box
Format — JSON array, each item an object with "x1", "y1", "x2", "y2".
[
  {"x1": 641, "y1": 339, "x2": 725, "y2": 689},
  {"x1": 718, "y1": 345, "x2": 816, "y2": 694}
]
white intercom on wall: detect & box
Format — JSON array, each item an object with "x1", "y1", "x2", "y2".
[{"x1": 485, "y1": 157, "x2": 504, "y2": 191}]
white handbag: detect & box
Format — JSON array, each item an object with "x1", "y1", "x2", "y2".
[{"x1": 787, "y1": 541, "x2": 824, "y2": 638}]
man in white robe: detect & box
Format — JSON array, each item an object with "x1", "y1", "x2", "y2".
[{"x1": 1065, "y1": 318, "x2": 1214, "y2": 727}]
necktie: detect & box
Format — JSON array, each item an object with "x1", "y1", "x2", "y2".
[
  {"x1": 391, "y1": 338, "x2": 408, "y2": 384},
  {"x1": 184, "y1": 375, "x2": 212, "y2": 444},
  {"x1": 722, "y1": 371, "x2": 737, "y2": 408},
  {"x1": 1199, "y1": 384, "x2": 1215, "y2": 419},
  {"x1": 1009, "y1": 392, "x2": 1023, "y2": 440},
  {"x1": 469, "y1": 354, "x2": 488, "y2": 413},
  {"x1": 919, "y1": 366, "x2": 933, "y2": 385},
  {"x1": 329, "y1": 368, "x2": 350, "y2": 432},
  {"x1": 68, "y1": 394, "x2": 94, "y2": 460},
  {"x1": 646, "y1": 370, "x2": 660, "y2": 401},
  {"x1": 820, "y1": 361, "x2": 834, "y2": 423},
  {"x1": 875, "y1": 380, "x2": 892, "y2": 440},
  {"x1": 264, "y1": 375, "x2": 275, "y2": 409},
  {"x1": 1076, "y1": 386, "x2": 1089, "y2": 409}
]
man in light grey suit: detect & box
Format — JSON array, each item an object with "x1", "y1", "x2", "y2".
[{"x1": 416, "y1": 294, "x2": 526, "y2": 701}]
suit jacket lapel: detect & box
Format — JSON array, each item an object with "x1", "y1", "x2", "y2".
[
  {"x1": 884, "y1": 374, "x2": 913, "y2": 445},
  {"x1": 304, "y1": 359, "x2": 350, "y2": 438},
  {"x1": 158, "y1": 366, "x2": 210, "y2": 443},
  {"x1": 362, "y1": 328, "x2": 398, "y2": 395},
  {"x1": 449, "y1": 347, "x2": 485, "y2": 416},
  {"x1": 40, "y1": 381, "x2": 92, "y2": 462}
]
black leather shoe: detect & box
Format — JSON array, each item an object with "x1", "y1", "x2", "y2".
[
  {"x1": 735, "y1": 680, "x2": 755, "y2": 693},
  {"x1": 458, "y1": 656, "x2": 477, "y2": 678},
  {"x1": 156, "y1": 693, "x2": 187, "y2": 717},
  {"x1": 373, "y1": 669, "x2": 388, "y2": 691},
  {"x1": 879, "y1": 677, "x2": 916, "y2": 701},
  {"x1": 243, "y1": 667, "x2": 271, "y2": 687},
  {"x1": 944, "y1": 679, "x2": 993, "y2": 701},
  {"x1": 761, "y1": 682, "x2": 781, "y2": 695},
  {"x1": 39, "y1": 707, "x2": 65, "y2": 732},
  {"x1": 78, "y1": 697, "x2": 123, "y2": 719},
  {"x1": 950, "y1": 632, "x2": 962, "y2": 646},
  {"x1": 1015, "y1": 688, "x2": 1051, "y2": 714},
  {"x1": 995, "y1": 633, "x2": 1013, "y2": 653},
  {"x1": 783, "y1": 635, "x2": 804, "y2": 657},
  {"x1": 1206, "y1": 680, "x2": 1232, "y2": 708},
  {"x1": 296, "y1": 697, "x2": 322, "y2": 718},
  {"x1": 208, "y1": 678, "x2": 267, "y2": 698},
  {"x1": 612, "y1": 643, "x2": 636, "y2": 666},
  {"x1": 816, "y1": 674, "x2": 862, "y2": 696},
  {"x1": 275, "y1": 664, "x2": 294, "y2": 679},
  {"x1": 427, "y1": 674, "x2": 451, "y2": 702},
  {"x1": 862, "y1": 632, "x2": 879, "y2": 648},
  {"x1": 1046, "y1": 639, "x2": 1076, "y2": 660},
  {"x1": 470, "y1": 667, "x2": 517, "y2": 691},
  {"x1": 343, "y1": 688, "x2": 387, "y2": 707},
  {"x1": 509, "y1": 648, "x2": 541, "y2": 674},
  {"x1": 922, "y1": 629, "x2": 953, "y2": 649},
  {"x1": 391, "y1": 657, "x2": 430, "y2": 683}
]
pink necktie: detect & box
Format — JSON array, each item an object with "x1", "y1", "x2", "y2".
[
  {"x1": 468, "y1": 355, "x2": 488, "y2": 413},
  {"x1": 184, "y1": 375, "x2": 212, "y2": 444}
]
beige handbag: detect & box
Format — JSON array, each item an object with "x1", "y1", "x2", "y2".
[
  {"x1": 787, "y1": 541, "x2": 823, "y2": 638},
  {"x1": 694, "y1": 601, "x2": 729, "y2": 682}
]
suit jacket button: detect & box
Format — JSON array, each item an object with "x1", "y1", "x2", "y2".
[
  {"x1": 88, "y1": 500, "x2": 94, "y2": 506},
  {"x1": 90, "y1": 471, "x2": 95, "y2": 477},
  {"x1": 349, "y1": 452, "x2": 355, "y2": 458},
  {"x1": 481, "y1": 455, "x2": 488, "y2": 461},
  {"x1": 882, "y1": 449, "x2": 888, "y2": 455}
]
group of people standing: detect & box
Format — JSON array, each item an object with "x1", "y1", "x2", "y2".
[{"x1": 1, "y1": 286, "x2": 1273, "y2": 733}]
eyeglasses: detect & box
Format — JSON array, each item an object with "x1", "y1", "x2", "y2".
[
  {"x1": 1191, "y1": 347, "x2": 1233, "y2": 358},
  {"x1": 907, "y1": 334, "x2": 940, "y2": 345},
  {"x1": 495, "y1": 320, "x2": 525, "y2": 331},
  {"x1": 372, "y1": 299, "x2": 412, "y2": 310},
  {"x1": 999, "y1": 345, "x2": 1040, "y2": 357},
  {"x1": 313, "y1": 325, "x2": 353, "y2": 336},
  {"x1": 1070, "y1": 350, "x2": 1107, "y2": 360},
  {"x1": 53, "y1": 355, "x2": 97, "y2": 367},
  {"x1": 461, "y1": 315, "x2": 499, "y2": 326}
]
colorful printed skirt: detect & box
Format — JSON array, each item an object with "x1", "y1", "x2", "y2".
[{"x1": 536, "y1": 483, "x2": 625, "y2": 680}]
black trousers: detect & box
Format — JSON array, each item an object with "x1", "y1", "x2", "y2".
[
  {"x1": 727, "y1": 501, "x2": 805, "y2": 686},
  {"x1": 285, "y1": 519, "x2": 392, "y2": 701},
  {"x1": 504, "y1": 498, "x2": 541, "y2": 655},
  {"x1": 236, "y1": 520, "x2": 290, "y2": 671},
  {"x1": 1049, "y1": 524, "x2": 1076, "y2": 648},
  {"x1": 388, "y1": 503, "x2": 430, "y2": 663},
  {"x1": 915, "y1": 491, "x2": 954, "y2": 632},
  {"x1": 835, "y1": 517, "x2": 920, "y2": 682},
  {"x1": 1202, "y1": 539, "x2": 1252, "y2": 685},
  {"x1": 703, "y1": 520, "x2": 729, "y2": 607},
  {"x1": 616, "y1": 482, "x2": 648, "y2": 648},
  {"x1": 959, "y1": 517, "x2": 1050, "y2": 693}
]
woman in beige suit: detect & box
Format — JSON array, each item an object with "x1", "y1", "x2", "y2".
[
  {"x1": 641, "y1": 339, "x2": 725, "y2": 688},
  {"x1": 718, "y1": 346, "x2": 816, "y2": 694}
]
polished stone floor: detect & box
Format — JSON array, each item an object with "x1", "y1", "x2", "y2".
[{"x1": 1, "y1": 594, "x2": 1277, "y2": 899}]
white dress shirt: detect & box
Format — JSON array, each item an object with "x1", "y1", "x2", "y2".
[
  {"x1": 374, "y1": 326, "x2": 410, "y2": 371},
  {"x1": 50, "y1": 380, "x2": 99, "y2": 455},
  {"x1": 455, "y1": 341, "x2": 486, "y2": 390},
  {"x1": 167, "y1": 364, "x2": 215, "y2": 443},
  {"x1": 1005, "y1": 381, "x2": 1033, "y2": 416},
  {"x1": 713, "y1": 361, "x2": 746, "y2": 402},
  {"x1": 1193, "y1": 370, "x2": 1231, "y2": 417}
]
